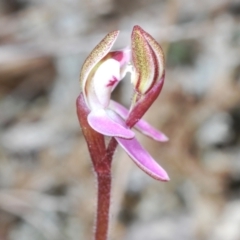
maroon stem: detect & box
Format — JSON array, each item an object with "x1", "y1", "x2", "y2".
[
  {"x1": 94, "y1": 139, "x2": 117, "y2": 240},
  {"x1": 106, "y1": 138, "x2": 118, "y2": 161},
  {"x1": 94, "y1": 137, "x2": 118, "y2": 240},
  {"x1": 77, "y1": 94, "x2": 115, "y2": 240},
  {"x1": 95, "y1": 172, "x2": 112, "y2": 240}
]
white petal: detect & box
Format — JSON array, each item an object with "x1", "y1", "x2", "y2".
[{"x1": 93, "y1": 59, "x2": 121, "y2": 109}]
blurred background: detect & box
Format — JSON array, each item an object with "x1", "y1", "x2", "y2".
[{"x1": 0, "y1": 0, "x2": 240, "y2": 239}]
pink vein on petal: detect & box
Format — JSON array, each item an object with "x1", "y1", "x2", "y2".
[{"x1": 106, "y1": 76, "x2": 118, "y2": 87}]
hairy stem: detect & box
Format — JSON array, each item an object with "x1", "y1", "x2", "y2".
[
  {"x1": 94, "y1": 137, "x2": 117, "y2": 240},
  {"x1": 76, "y1": 94, "x2": 116, "y2": 240},
  {"x1": 107, "y1": 137, "x2": 118, "y2": 161},
  {"x1": 95, "y1": 172, "x2": 112, "y2": 240}
]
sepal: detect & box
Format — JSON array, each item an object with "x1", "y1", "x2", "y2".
[{"x1": 116, "y1": 137, "x2": 169, "y2": 181}]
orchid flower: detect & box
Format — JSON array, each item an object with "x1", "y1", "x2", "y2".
[
  {"x1": 76, "y1": 25, "x2": 169, "y2": 240},
  {"x1": 77, "y1": 25, "x2": 169, "y2": 181}
]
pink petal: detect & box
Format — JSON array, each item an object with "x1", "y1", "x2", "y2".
[
  {"x1": 133, "y1": 119, "x2": 168, "y2": 142},
  {"x1": 109, "y1": 100, "x2": 129, "y2": 118},
  {"x1": 110, "y1": 100, "x2": 168, "y2": 142},
  {"x1": 87, "y1": 109, "x2": 135, "y2": 139},
  {"x1": 116, "y1": 137, "x2": 169, "y2": 181}
]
